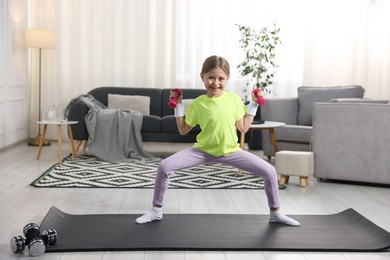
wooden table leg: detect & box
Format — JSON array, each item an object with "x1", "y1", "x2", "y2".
[
  {"x1": 37, "y1": 124, "x2": 48, "y2": 160},
  {"x1": 58, "y1": 125, "x2": 62, "y2": 162},
  {"x1": 240, "y1": 131, "x2": 245, "y2": 149},
  {"x1": 268, "y1": 128, "x2": 279, "y2": 154},
  {"x1": 75, "y1": 140, "x2": 82, "y2": 154},
  {"x1": 68, "y1": 125, "x2": 77, "y2": 160}
]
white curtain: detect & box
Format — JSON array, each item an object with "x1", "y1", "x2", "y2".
[
  {"x1": 30, "y1": 0, "x2": 390, "y2": 118},
  {"x1": 175, "y1": 0, "x2": 390, "y2": 99},
  {"x1": 54, "y1": 0, "x2": 176, "y2": 109},
  {"x1": 301, "y1": 0, "x2": 390, "y2": 99},
  {"x1": 175, "y1": 0, "x2": 309, "y2": 98}
]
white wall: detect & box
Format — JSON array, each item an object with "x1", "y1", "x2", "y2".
[{"x1": 0, "y1": 0, "x2": 29, "y2": 150}]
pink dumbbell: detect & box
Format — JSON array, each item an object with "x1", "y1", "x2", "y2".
[
  {"x1": 253, "y1": 88, "x2": 265, "y2": 105},
  {"x1": 168, "y1": 88, "x2": 182, "y2": 109}
]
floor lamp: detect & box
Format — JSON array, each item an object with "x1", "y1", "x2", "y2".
[{"x1": 25, "y1": 28, "x2": 55, "y2": 146}]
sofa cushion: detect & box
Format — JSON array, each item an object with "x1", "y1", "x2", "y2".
[
  {"x1": 275, "y1": 125, "x2": 313, "y2": 144},
  {"x1": 88, "y1": 87, "x2": 162, "y2": 117},
  {"x1": 297, "y1": 85, "x2": 365, "y2": 126},
  {"x1": 161, "y1": 115, "x2": 201, "y2": 134},
  {"x1": 107, "y1": 94, "x2": 150, "y2": 115},
  {"x1": 141, "y1": 115, "x2": 161, "y2": 132},
  {"x1": 160, "y1": 115, "x2": 177, "y2": 133}
]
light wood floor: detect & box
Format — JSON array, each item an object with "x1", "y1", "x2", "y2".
[{"x1": 0, "y1": 142, "x2": 389, "y2": 260}]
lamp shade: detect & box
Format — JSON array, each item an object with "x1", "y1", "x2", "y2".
[{"x1": 25, "y1": 28, "x2": 55, "y2": 49}]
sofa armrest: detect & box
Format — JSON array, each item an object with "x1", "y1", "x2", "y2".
[
  {"x1": 67, "y1": 101, "x2": 90, "y2": 141},
  {"x1": 330, "y1": 98, "x2": 389, "y2": 104},
  {"x1": 261, "y1": 97, "x2": 298, "y2": 125}
]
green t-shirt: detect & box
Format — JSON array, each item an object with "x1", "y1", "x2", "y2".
[{"x1": 185, "y1": 91, "x2": 246, "y2": 157}]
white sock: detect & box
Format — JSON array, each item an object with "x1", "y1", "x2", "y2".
[
  {"x1": 135, "y1": 207, "x2": 163, "y2": 224},
  {"x1": 269, "y1": 211, "x2": 300, "y2": 226}
]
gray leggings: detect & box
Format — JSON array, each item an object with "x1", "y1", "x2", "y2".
[{"x1": 152, "y1": 147, "x2": 280, "y2": 209}]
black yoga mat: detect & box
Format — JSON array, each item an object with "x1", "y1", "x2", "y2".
[{"x1": 40, "y1": 207, "x2": 390, "y2": 252}]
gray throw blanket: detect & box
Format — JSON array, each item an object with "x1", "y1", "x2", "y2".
[{"x1": 65, "y1": 94, "x2": 153, "y2": 162}]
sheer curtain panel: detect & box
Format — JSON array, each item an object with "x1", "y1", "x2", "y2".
[{"x1": 28, "y1": 0, "x2": 390, "y2": 137}]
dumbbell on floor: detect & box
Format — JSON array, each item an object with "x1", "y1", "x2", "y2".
[
  {"x1": 41, "y1": 228, "x2": 57, "y2": 245},
  {"x1": 10, "y1": 223, "x2": 45, "y2": 257},
  {"x1": 10, "y1": 223, "x2": 57, "y2": 257}
]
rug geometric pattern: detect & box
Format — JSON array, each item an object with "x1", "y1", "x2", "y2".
[{"x1": 31, "y1": 155, "x2": 265, "y2": 189}]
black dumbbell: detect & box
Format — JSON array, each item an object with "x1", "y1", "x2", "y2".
[
  {"x1": 41, "y1": 228, "x2": 58, "y2": 245},
  {"x1": 10, "y1": 235, "x2": 26, "y2": 254},
  {"x1": 10, "y1": 223, "x2": 45, "y2": 256},
  {"x1": 10, "y1": 223, "x2": 57, "y2": 257}
]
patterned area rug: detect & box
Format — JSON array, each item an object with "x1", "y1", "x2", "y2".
[{"x1": 31, "y1": 155, "x2": 266, "y2": 189}]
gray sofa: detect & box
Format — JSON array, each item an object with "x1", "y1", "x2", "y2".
[
  {"x1": 67, "y1": 87, "x2": 254, "y2": 146},
  {"x1": 260, "y1": 85, "x2": 365, "y2": 159},
  {"x1": 312, "y1": 100, "x2": 390, "y2": 185},
  {"x1": 67, "y1": 87, "x2": 206, "y2": 144}
]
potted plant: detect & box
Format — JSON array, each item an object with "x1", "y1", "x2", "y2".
[
  {"x1": 236, "y1": 24, "x2": 281, "y2": 149},
  {"x1": 236, "y1": 23, "x2": 281, "y2": 100}
]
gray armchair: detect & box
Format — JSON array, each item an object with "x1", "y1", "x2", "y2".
[
  {"x1": 312, "y1": 100, "x2": 390, "y2": 185},
  {"x1": 260, "y1": 85, "x2": 365, "y2": 159}
]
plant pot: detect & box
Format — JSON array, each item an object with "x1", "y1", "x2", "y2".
[{"x1": 252, "y1": 105, "x2": 264, "y2": 124}]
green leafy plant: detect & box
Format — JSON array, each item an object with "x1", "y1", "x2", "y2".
[{"x1": 236, "y1": 23, "x2": 281, "y2": 99}]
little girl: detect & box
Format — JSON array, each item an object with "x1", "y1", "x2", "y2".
[{"x1": 136, "y1": 55, "x2": 300, "y2": 226}]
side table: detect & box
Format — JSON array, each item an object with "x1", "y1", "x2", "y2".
[
  {"x1": 238, "y1": 121, "x2": 286, "y2": 174},
  {"x1": 36, "y1": 120, "x2": 79, "y2": 162}
]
